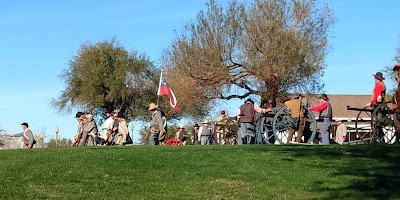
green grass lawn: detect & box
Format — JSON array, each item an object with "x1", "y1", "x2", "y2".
[{"x1": 0, "y1": 144, "x2": 399, "y2": 200}]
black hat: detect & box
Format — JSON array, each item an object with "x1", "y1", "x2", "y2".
[
  {"x1": 105, "y1": 108, "x2": 114, "y2": 114},
  {"x1": 75, "y1": 112, "x2": 84, "y2": 118},
  {"x1": 21, "y1": 122, "x2": 29, "y2": 127},
  {"x1": 194, "y1": 123, "x2": 200, "y2": 127},
  {"x1": 319, "y1": 94, "x2": 329, "y2": 101},
  {"x1": 117, "y1": 112, "x2": 124, "y2": 118},
  {"x1": 245, "y1": 98, "x2": 254, "y2": 104},
  {"x1": 373, "y1": 72, "x2": 385, "y2": 81}
]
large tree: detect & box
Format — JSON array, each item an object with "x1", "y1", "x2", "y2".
[
  {"x1": 52, "y1": 37, "x2": 159, "y2": 121},
  {"x1": 163, "y1": 0, "x2": 335, "y2": 108}
]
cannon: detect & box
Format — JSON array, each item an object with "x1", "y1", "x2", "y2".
[
  {"x1": 214, "y1": 117, "x2": 239, "y2": 145},
  {"x1": 257, "y1": 106, "x2": 317, "y2": 144},
  {"x1": 347, "y1": 101, "x2": 396, "y2": 144},
  {"x1": 213, "y1": 106, "x2": 317, "y2": 145}
]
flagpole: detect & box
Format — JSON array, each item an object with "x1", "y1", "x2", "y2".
[{"x1": 156, "y1": 69, "x2": 163, "y2": 105}]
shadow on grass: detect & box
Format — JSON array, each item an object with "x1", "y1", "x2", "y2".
[{"x1": 249, "y1": 144, "x2": 400, "y2": 200}]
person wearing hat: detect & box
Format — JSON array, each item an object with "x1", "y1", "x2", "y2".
[
  {"x1": 284, "y1": 93, "x2": 305, "y2": 144},
  {"x1": 335, "y1": 119, "x2": 346, "y2": 145},
  {"x1": 82, "y1": 114, "x2": 99, "y2": 146},
  {"x1": 236, "y1": 98, "x2": 268, "y2": 145},
  {"x1": 310, "y1": 94, "x2": 333, "y2": 145},
  {"x1": 115, "y1": 112, "x2": 129, "y2": 146},
  {"x1": 192, "y1": 123, "x2": 200, "y2": 144},
  {"x1": 175, "y1": 126, "x2": 187, "y2": 145},
  {"x1": 148, "y1": 103, "x2": 165, "y2": 145},
  {"x1": 101, "y1": 109, "x2": 115, "y2": 145},
  {"x1": 365, "y1": 72, "x2": 386, "y2": 107},
  {"x1": 216, "y1": 110, "x2": 228, "y2": 144},
  {"x1": 391, "y1": 63, "x2": 400, "y2": 144},
  {"x1": 73, "y1": 112, "x2": 84, "y2": 144},
  {"x1": 10, "y1": 122, "x2": 36, "y2": 149},
  {"x1": 198, "y1": 120, "x2": 214, "y2": 145}
]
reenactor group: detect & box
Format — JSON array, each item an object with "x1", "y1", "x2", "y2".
[
  {"x1": 72, "y1": 109, "x2": 130, "y2": 146},
  {"x1": 9, "y1": 64, "x2": 400, "y2": 148}
]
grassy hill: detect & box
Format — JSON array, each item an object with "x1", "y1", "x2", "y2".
[{"x1": 0, "y1": 144, "x2": 399, "y2": 200}]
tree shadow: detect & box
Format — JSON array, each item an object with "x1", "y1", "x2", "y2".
[{"x1": 275, "y1": 144, "x2": 400, "y2": 200}]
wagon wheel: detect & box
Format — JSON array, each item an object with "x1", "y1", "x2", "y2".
[
  {"x1": 271, "y1": 106, "x2": 317, "y2": 144},
  {"x1": 303, "y1": 107, "x2": 317, "y2": 144},
  {"x1": 271, "y1": 106, "x2": 291, "y2": 144},
  {"x1": 165, "y1": 138, "x2": 183, "y2": 146},
  {"x1": 371, "y1": 102, "x2": 395, "y2": 144},
  {"x1": 354, "y1": 108, "x2": 373, "y2": 143},
  {"x1": 222, "y1": 117, "x2": 239, "y2": 145},
  {"x1": 258, "y1": 107, "x2": 281, "y2": 144},
  {"x1": 214, "y1": 120, "x2": 226, "y2": 145}
]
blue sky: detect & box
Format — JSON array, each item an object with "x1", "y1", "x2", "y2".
[{"x1": 1, "y1": 0, "x2": 400, "y2": 142}]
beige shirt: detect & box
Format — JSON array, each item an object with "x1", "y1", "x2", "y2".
[{"x1": 285, "y1": 99, "x2": 304, "y2": 118}]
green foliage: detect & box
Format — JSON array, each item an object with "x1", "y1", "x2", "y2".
[
  {"x1": 0, "y1": 145, "x2": 400, "y2": 199},
  {"x1": 164, "y1": 0, "x2": 335, "y2": 106},
  {"x1": 51, "y1": 37, "x2": 159, "y2": 121}
]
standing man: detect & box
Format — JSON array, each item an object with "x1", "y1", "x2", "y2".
[
  {"x1": 83, "y1": 114, "x2": 98, "y2": 146},
  {"x1": 365, "y1": 72, "x2": 386, "y2": 107},
  {"x1": 78, "y1": 115, "x2": 89, "y2": 146},
  {"x1": 73, "y1": 112, "x2": 84, "y2": 146},
  {"x1": 236, "y1": 98, "x2": 267, "y2": 145},
  {"x1": 148, "y1": 103, "x2": 164, "y2": 145},
  {"x1": 392, "y1": 64, "x2": 400, "y2": 144},
  {"x1": 198, "y1": 120, "x2": 213, "y2": 145},
  {"x1": 116, "y1": 112, "x2": 128, "y2": 145},
  {"x1": 284, "y1": 93, "x2": 305, "y2": 144},
  {"x1": 335, "y1": 120, "x2": 346, "y2": 145},
  {"x1": 216, "y1": 110, "x2": 228, "y2": 144},
  {"x1": 10, "y1": 122, "x2": 36, "y2": 149},
  {"x1": 310, "y1": 94, "x2": 332, "y2": 145},
  {"x1": 192, "y1": 123, "x2": 200, "y2": 145},
  {"x1": 175, "y1": 126, "x2": 187, "y2": 145},
  {"x1": 101, "y1": 109, "x2": 114, "y2": 145}
]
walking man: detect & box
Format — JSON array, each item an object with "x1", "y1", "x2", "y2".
[
  {"x1": 10, "y1": 122, "x2": 36, "y2": 149},
  {"x1": 148, "y1": 103, "x2": 164, "y2": 145},
  {"x1": 310, "y1": 94, "x2": 332, "y2": 145}
]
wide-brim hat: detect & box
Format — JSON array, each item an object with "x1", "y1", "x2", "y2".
[
  {"x1": 179, "y1": 126, "x2": 185, "y2": 129},
  {"x1": 319, "y1": 94, "x2": 329, "y2": 101},
  {"x1": 194, "y1": 123, "x2": 200, "y2": 127},
  {"x1": 21, "y1": 122, "x2": 29, "y2": 127},
  {"x1": 373, "y1": 72, "x2": 385, "y2": 81},
  {"x1": 148, "y1": 103, "x2": 158, "y2": 110},
  {"x1": 393, "y1": 63, "x2": 400, "y2": 71},
  {"x1": 202, "y1": 120, "x2": 210, "y2": 124}
]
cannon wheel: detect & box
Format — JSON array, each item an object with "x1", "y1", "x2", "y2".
[
  {"x1": 222, "y1": 118, "x2": 239, "y2": 144},
  {"x1": 258, "y1": 107, "x2": 281, "y2": 144},
  {"x1": 213, "y1": 117, "x2": 238, "y2": 145},
  {"x1": 354, "y1": 108, "x2": 373, "y2": 144},
  {"x1": 272, "y1": 106, "x2": 317, "y2": 144},
  {"x1": 371, "y1": 102, "x2": 395, "y2": 144}
]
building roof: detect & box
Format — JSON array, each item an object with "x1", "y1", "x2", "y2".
[{"x1": 306, "y1": 94, "x2": 388, "y2": 119}]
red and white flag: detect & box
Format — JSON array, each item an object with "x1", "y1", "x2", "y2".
[{"x1": 157, "y1": 72, "x2": 178, "y2": 112}]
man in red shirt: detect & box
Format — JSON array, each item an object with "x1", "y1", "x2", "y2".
[
  {"x1": 365, "y1": 72, "x2": 386, "y2": 107},
  {"x1": 310, "y1": 94, "x2": 332, "y2": 145}
]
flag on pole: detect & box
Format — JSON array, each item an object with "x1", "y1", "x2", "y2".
[{"x1": 157, "y1": 72, "x2": 178, "y2": 112}]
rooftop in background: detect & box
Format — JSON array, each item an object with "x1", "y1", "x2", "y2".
[{"x1": 306, "y1": 94, "x2": 390, "y2": 119}]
